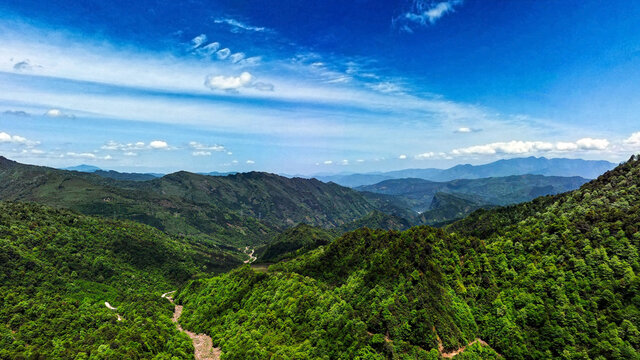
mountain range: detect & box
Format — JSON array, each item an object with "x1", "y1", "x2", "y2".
[{"x1": 317, "y1": 156, "x2": 617, "y2": 187}]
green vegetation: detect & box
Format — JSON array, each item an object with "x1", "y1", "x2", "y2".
[
  {"x1": 416, "y1": 192, "x2": 494, "y2": 227},
  {"x1": 0, "y1": 201, "x2": 236, "y2": 359},
  {"x1": 0, "y1": 157, "x2": 376, "y2": 247},
  {"x1": 174, "y1": 155, "x2": 640, "y2": 359},
  {"x1": 356, "y1": 174, "x2": 589, "y2": 213},
  {"x1": 257, "y1": 224, "x2": 336, "y2": 263}
]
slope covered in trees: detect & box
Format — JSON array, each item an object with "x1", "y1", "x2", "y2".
[
  {"x1": 174, "y1": 155, "x2": 640, "y2": 359},
  {"x1": 0, "y1": 156, "x2": 376, "y2": 246},
  {"x1": 0, "y1": 201, "x2": 236, "y2": 359},
  {"x1": 356, "y1": 174, "x2": 589, "y2": 212}
]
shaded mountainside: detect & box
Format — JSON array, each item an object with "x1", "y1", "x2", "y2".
[
  {"x1": 174, "y1": 155, "x2": 640, "y2": 359},
  {"x1": 357, "y1": 174, "x2": 589, "y2": 212},
  {"x1": 319, "y1": 156, "x2": 615, "y2": 187},
  {"x1": 145, "y1": 170, "x2": 376, "y2": 229},
  {"x1": 256, "y1": 224, "x2": 336, "y2": 263},
  {"x1": 0, "y1": 156, "x2": 376, "y2": 246},
  {"x1": 416, "y1": 192, "x2": 495, "y2": 227},
  {"x1": 0, "y1": 201, "x2": 235, "y2": 359},
  {"x1": 92, "y1": 169, "x2": 160, "y2": 181}
]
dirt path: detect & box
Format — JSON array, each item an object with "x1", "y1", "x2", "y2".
[
  {"x1": 162, "y1": 291, "x2": 221, "y2": 360},
  {"x1": 243, "y1": 246, "x2": 257, "y2": 264},
  {"x1": 436, "y1": 331, "x2": 499, "y2": 358},
  {"x1": 104, "y1": 301, "x2": 123, "y2": 321}
]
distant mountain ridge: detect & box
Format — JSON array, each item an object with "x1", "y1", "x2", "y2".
[
  {"x1": 316, "y1": 156, "x2": 617, "y2": 187},
  {"x1": 356, "y1": 174, "x2": 589, "y2": 213}
]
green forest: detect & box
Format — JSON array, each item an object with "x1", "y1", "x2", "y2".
[
  {"x1": 0, "y1": 202, "x2": 239, "y2": 359},
  {"x1": 173, "y1": 155, "x2": 640, "y2": 359},
  {"x1": 1, "y1": 155, "x2": 640, "y2": 359}
]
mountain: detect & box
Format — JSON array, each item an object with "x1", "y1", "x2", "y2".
[
  {"x1": 257, "y1": 224, "x2": 336, "y2": 263},
  {"x1": 93, "y1": 169, "x2": 161, "y2": 181},
  {"x1": 0, "y1": 201, "x2": 238, "y2": 359},
  {"x1": 0, "y1": 156, "x2": 377, "y2": 246},
  {"x1": 357, "y1": 174, "x2": 589, "y2": 213},
  {"x1": 416, "y1": 191, "x2": 495, "y2": 226},
  {"x1": 172, "y1": 154, "x2": 640, "y2": 359},
  {"x1": 63, "y1": 164, "x2": 101, "y2": 172},
  {"x1": 318, "y1": 156, "x2": 616, "y2": 187}
]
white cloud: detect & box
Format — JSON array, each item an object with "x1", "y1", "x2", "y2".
[
  {"x1": 189, "y1": 141, "x2": 225, "y2": 151},
  {"x1": 192, "y1": 151, "x2": 211, "y2": 156},
  {"x1": 398, "y1": 154, "x2": 407, "y2": 159},
  {"x1": 191, "y1": 34, "x2": 208, "y2": 49},
  {"x1": 45, "y1": 108, "x2": 75, "y2": 118},
  {"x1": 368, "y1": 82, "x2": 403, "y2": 94},
  {"x1": 0, "y1": 131, "x2": 39, "y2": 147},
  {"x1": 246, "y1": 160, "x2": 255, "y2": 164},
  {"x1": 340, "y1": 159, "x2": 349, "y2": 165},
  {"x1": 196, "y1": 42, "x2": 220, "y2": 56},
  {"x1": 624, "y1": 132, "x2": 640, "y2": 146},
  {"x1": 216, "y1": 48, "x2": 231, "y2": 60},
  {"x1": 204, "y1": 72, "x2": 274, "y2": 92},
  {"x1": 214, "y1": 18, "x2": 266, "y2": 32},
  {"x1": 451, "y1": 138, "x2": 610, "y2": 156},
  {"x1": 451, "y1": 141, "x2": 554, "y2": 155},
  {"x1": 102, "y1": 140, "x2": 171, "y2": 151},
  {"x1": 415, "y1": 152, "x2": 436, "y2": 159},
  {"x1": 229, "y1": 53, "x2": 245, "y2": 63},
  {"x1": 575, "y1": 137, "x2": 609, "y2": 150},
  {"x1": 65, "y1": 152, "x2": 113, "y2": 160},
  {"x1": 323, "y1": 160, "x2": 333, "y2": 165},
  {"x1": 397, "y1": 0, "x2": 463, "y2": 31},
  {"x1": 204, "y1": 72, "x2": 252, "y2": 91},
  {"x1": 149, "y1": 140, "x2": 169, "y2": 149},
  {"x1": 555, "y1": 142, "x2": 578, "y2": 151}
]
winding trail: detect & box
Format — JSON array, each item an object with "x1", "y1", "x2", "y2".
[
  {"x1": 104, "y1": 301, "x2": 123, "y2": 321},
  {"x1": 243, "y1": 246, "x2": 257, "y2": 264},
  {"x1": 436, "y1": 330, "x2": 500, "y2": 358},
  {"x1": 162, "y1": 291, "x2": 221, "y2": 360}
]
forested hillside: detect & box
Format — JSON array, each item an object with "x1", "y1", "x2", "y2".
[
  {"x1": 0, "y1": 201, "x2": 236, "y2": 359},
  {"x1": 174, "y1": 155, "x2": 640, "y2": 359},
  {"x1": 0, "y1": 157, "x2": 376, "y2": 246},
  {"x1": 356, "y1": 174, "x2": 588, "y2": 212}
]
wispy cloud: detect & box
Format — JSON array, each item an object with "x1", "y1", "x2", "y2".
[
  {"x1": 395, "y1": 0, "x2": 463, "y2": 32},
  {"x1": 214, "y1": 18, "x2": 267, "y2": 33},
  {"x1": 454, "y1": 127, "x2": 482, "y2": 133},
  {"x1": 45, "y1": 108, "x2": 75, "y2": 119},
  {"x1": 192, "y1": 151, "x2": 211, "y2": 156},
  {"x1": 101, "y1": 140, "x2": 173, "y2": 151},
  {"x1": 66, "y1": 152, "x2": 112, "y2": 160},
  {"x1": 450, "y1": 138, "x2": 610, "y2": 156},
  {"x1": 623, "y1": 132, "x2": 640, "y2": 146},
  {"x1": 0, "y1": 131, "x2": 39, "y2": 147},
  {"x1": 2, "y1": 110, "x2": 30, "y2": 117},
  {"x1": 189, "y1": 141, "x2": 225, "y2": 152},
  {"x1": 191, "y1": 34, "x2": 208, "y2": 49}
]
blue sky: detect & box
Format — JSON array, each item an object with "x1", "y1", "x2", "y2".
[{"x1": 0, "y1": 0, "x2": 639, "y2": 174}]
